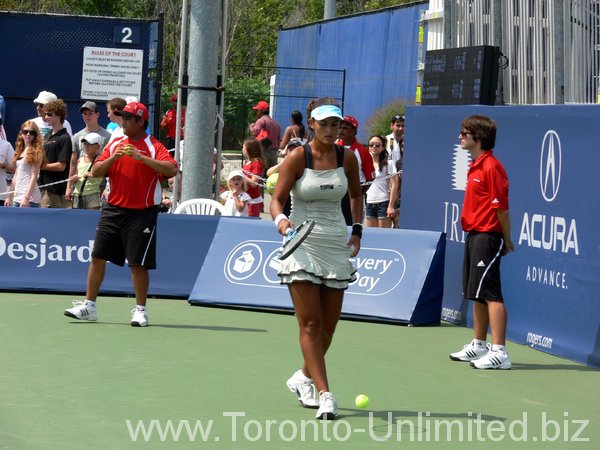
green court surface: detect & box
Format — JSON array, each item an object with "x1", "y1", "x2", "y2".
[{"x1": 0, "y1": 293, "x2": 598, "y2": 449}]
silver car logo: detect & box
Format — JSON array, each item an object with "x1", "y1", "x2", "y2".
[{"x1": 540, "y1": 130, "x2": 561, "y2": 202}]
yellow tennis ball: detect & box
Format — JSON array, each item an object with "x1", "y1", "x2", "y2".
[
  {"x1": 266, "y1": 173, "x2": 278, "y2": 195},
  {"x1": 355, "y1": 394, "x2": 370, "y2": 409}
]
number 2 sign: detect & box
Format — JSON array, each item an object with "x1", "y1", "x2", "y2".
[{"x1": 113, "y1": 26, "x2": 140, "y2": 45}]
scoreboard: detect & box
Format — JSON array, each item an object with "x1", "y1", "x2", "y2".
[{"x1": 422, "y1": 46, "x2": 500, "y2": 105}]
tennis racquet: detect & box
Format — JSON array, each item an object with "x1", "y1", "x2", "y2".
[{"x1": 278, "y1": 219, "x2": 315, "y2": 260}]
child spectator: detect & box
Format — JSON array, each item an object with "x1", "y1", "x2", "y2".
[
  {"x1": 69, "y1": 132, "x2": 103, "y2": 210},
  {"x1": 221, "y1": 169, "x2": 251, "y2": 216},
  {"x1": 241, "y1": 137, "x2": 266, "y2": 217}
]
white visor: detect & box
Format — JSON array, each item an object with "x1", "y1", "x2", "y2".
[{"x1": 310, "y1": 105, "x2": 343, "y2": 121}]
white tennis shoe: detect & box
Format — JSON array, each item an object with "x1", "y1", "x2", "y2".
[
  {"x1": 449, "y1": 339, "x2": 489, "y2": 362},
  {"x1": 470, "y1": 349, "x2": 512, "y2": 369},
  {"x1": 286, "y1": 369, "x2": 319, "y2": 408},
  {"x1": 130, "y1": 308, "x2": 149, "y2": 327},
  {"x1": 316, "y1": 391, "x2": 338, "y2": 420},
  {"x1": 64, "y1": 301, "x2": 97, "y2": 321}
]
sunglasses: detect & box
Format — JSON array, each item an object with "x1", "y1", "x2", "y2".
[
  {"x1": 368, "y1": 142, "x2": 382, "y2": 148},
  {"x1": 21, "y1": 129, "x2": 36, "y2": 136},
  {"x1": 35, "y1": 103, "x2": 45, "y2": 108},
  {"x1": 44, "y1": 112, "x2": 55, "y2": 117},
  {"x1": 392, "y1": 114, "x2": 405, "y2": 121},
  {"x1": 459, "y1": 130, "x2": 471, "y2": 138}
]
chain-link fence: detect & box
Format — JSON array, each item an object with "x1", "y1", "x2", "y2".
[{"x1": 222, "y1": 65, "x2": 345, "y2": 151}]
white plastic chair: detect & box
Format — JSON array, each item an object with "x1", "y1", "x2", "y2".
[{"x1": 174, "y1": 198, "x2": 225, "y2": 216}]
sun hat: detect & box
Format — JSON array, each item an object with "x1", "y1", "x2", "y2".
[{"x1": 33, "y1": 91, "x2": 57, "y2": 105}]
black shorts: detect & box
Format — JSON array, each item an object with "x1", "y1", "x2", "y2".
[
  {"x1": 463, "y1": 231, "x2": 504, "y2": 303},
  {"x1": 92, "y1": 204, "x2": 159, "y2": 269}
]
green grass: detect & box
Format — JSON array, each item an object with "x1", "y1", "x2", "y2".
[{"x1": 0, "y1": 293, "x2": 598, "y2": 449}]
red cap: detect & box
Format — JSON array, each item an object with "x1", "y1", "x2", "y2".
[
  {"x1": 252, "y1": 100, "x2": 269, "y2": 110},
  {"x1": 343, "y1": 115, "x2": 358, "y2": 130},
  {"x1": 169, "y1": 94, "x2": 178, "y2": 103},
  {"x1": 115, "y1": 102, "x2": 149, "y2": 121}
]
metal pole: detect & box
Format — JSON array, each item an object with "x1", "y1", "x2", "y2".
[
  {"x1": 154, "y1": 12, "x2": 165, "y2": 137},
  {"x1": 183, "y1": 0, "x2": 221, "y2": 201},
  {"x1": 214, "y1": 0, "x2": 228, "y2": 199},
  {"x1": 553, "y1": 0, "x2": 564, "y2": 104},
  {"x1": 324, "y1": 0, "x2": 336, "y2": 20},
  {"x1": 172, "y1": 0, "x2": 189, "y2": 210}
]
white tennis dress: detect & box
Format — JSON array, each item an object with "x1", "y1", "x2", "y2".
[{"x1": 278, "y1": 160, "x2": 357, "y2": 289}]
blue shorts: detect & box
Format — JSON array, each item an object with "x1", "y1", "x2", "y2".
[{"x1": 366, "y1": 200, "x2": 389, "y2": 219}]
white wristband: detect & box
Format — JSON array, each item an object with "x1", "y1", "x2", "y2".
[{"x1": 274, "y1": 213, "x2": 288, "y2": 227}]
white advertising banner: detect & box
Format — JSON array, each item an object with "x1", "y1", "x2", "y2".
[{"x1": 80, "y1": 46, "x2": 143, "y2": 100}]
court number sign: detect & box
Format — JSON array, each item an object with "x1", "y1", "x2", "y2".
[{"x1": 114, "y1": 26, "x2": 140, "y2": 45}]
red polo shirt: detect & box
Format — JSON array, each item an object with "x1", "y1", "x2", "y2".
[
  {"x1": 461, "y1": 150, "x2": 509, "y2": 233},
  {"x1": 161, "y1": 107, "x2": 185, "y2": 139},
  {"x1": 336, "y1": 139, "x2": 375, "y2": 183},
  {"x1": 98, "y1": 135, "x2": 177, "y2": 209}
]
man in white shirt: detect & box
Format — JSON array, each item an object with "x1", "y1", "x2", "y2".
[
  {"x1": 386, "y1": 114, "x2": 404, "y2": 172},
  {"x1": 386, "y1": 114, "x2": 404, "y2": 227}
]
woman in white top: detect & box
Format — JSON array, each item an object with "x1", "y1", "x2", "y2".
[
  {"x1": 365, "y1": 134, "x2": 399, "y2": 228},
  {"x1": 5, "y1": 121, "x2": 44, "y2": 207}
]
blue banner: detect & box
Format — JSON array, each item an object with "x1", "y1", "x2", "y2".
[
  {"x1": 189, "y1": 219, "x2": 445, "y2": 325},
  {"x1": 402, "y1": 105, "x2": 600, "y2": 366},
  {"x1": 0, "y1": 208, "x2": 218, "y2": 297},
  {"x1": 0, "y1": 208, "x2": 445, "y2": 325}
]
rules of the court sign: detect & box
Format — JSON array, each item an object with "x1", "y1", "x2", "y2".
[{"x1": 80, "y1": 46, "x2": 143, "y2": 101}]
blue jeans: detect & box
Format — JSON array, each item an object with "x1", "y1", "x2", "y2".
[{"x1": 13, "y1": 202, "x2": 40, "y2": 208}]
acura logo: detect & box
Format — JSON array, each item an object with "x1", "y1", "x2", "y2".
[{"x1": 540, "y1": 130, "x2": 561, "y2": 202}]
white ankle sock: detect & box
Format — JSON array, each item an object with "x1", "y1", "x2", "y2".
[
  {"x1": 473, "y1": 339, "x2": 487, "y2": 346},
  {"x1": 492, "y1": 344, "x2": 506, "y2": 353},
  {"x1": 85, "y1": 300, "x2": 96, "y2": 307},
  {"x1": 297, "y1": 369, "x2": 311, "y2": 382},
  {"x1": 135, "y1": 305, "x2": 146, "y2": 311}
]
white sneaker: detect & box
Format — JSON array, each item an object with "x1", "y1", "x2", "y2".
[
  {"x1": 286, "y1": 369, "x2": 319, "y2": 408},
  {"x1": 449, "y1": 340, "x2": 489, "y2": 362},
  {"x1": 64, "y1": 301, "x2": 97, "y2": 321},
  {"x1": 470, "y1": 349, "x2": 512, "y2": 369},
  {"x1": 316, "y1": 391, "x2": 338, "y2": 420},
  {"x1": 130, "y1": 308, "x2": 149, "y2": 327}
]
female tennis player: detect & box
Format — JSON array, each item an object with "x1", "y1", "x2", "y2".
[{"x1": 270, "y1": 97, "x2": 363, "y2": 420}]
